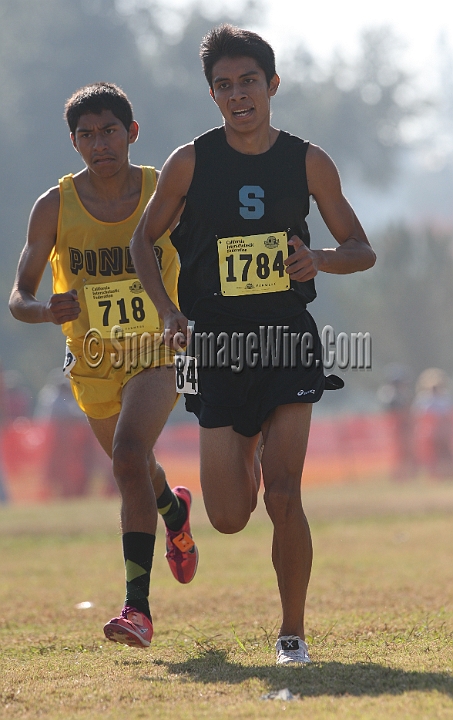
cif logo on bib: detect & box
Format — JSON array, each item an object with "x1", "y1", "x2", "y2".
[{"x1": 239, "y1": 186, "x2": 264, "y2": 219}]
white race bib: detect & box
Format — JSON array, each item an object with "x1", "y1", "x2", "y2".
[
  {"x1": 217, "y1": 231, "x2": 289, "y2": 296},
  {"x1": 84, "y1": 279, "x2": 160, "y2": 338}
]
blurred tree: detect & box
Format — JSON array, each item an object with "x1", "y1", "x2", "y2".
[
  {"x1": 274, "y1": 27, "x2": 425, "y2": 188},
  {"x1": 401, "y1": 34, "x2": 453, "y2": 225},
  {"x1": 331, "y1": 223, "x2": 453, "y2": 384},
  {"x1": 0, "y1": 0, "x2": 147, "y2": 252}
]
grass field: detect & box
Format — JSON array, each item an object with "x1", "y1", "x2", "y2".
[{"x1": 1, "y1": 479, "x2": 453, "y2": 719}]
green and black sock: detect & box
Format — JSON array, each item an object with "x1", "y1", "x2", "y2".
[
  {"x1": 157, "y1": 483, "x2": 187, "y2": 532},
  {"x1": 122, "y1": 531, "x2": 155, "y2": 619}
]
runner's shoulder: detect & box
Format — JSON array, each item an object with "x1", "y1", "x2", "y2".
[
  {"x1": 306, "y1": 143, "x2": 341, "y2": 174},
  {"x1": 306, "y1": 143, "x2": 341, "y2": 195},
  {"x1": 166, "y1": 142, "x2": 195, "y2": 171},
  {"x1": 160, "y1": 142, "x2": 195, "y2": 193},
  {"x1": 28, "y1": 185, "x2": 60, "y2": 237}
]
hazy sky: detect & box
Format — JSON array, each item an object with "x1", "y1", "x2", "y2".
[{"x1": 148, "y1": 0, "x2": 452, "y2": 89}]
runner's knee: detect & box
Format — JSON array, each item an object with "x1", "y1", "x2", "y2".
[
  {"x1": 263, "y1": 483, "x2": 303, "y2": 524},
  {"x1": 206, "y1": 506, "x2": 250, "y2": 534},
  {"x1": 112, "y1": 436, "x2": 148, "y2": 483}
]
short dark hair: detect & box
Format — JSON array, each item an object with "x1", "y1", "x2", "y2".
[
  {"x1": 200, "y1": 25, "x2": 276, "y2": 89},
  {"x1": 64, "y1": 82, "x2": 134, "y2": 134}
]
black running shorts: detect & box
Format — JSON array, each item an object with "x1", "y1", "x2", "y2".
[{"x1": 185, "y1": 310, "x2": 341, "y2": 437}]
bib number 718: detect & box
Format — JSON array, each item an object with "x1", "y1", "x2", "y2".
[{"x1": 175, "y1": 355, "x2": 198, "y2": 394}]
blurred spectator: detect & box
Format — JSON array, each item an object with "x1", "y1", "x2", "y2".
[
  {"x1": 2, "y1": 369, "x2": 33, "y2": 420},
  {"x1": 35, "y1": 369, "x2": 117, "y2": 498},
  {"x1": 377, "y1": 363, "x2": 416, "y2": 480},
  {"x1": 0, "y1": 362, "x2": 9, "y2": 503},
  {"x1": 414, "y1": 368, "x2": 453, "y2": 479},
  {"x1": 35, "y1": 368, "x2": 84, "y2": 421},
  {"x1": 35, "y1": 369, "x2": 96, "y2": 498}
]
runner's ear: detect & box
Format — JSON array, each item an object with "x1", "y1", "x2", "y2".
[
  {"x1": 269, "y1": 74, "x2": 280, "y2": 97},
  {"x1": 128, "y1": 121, "x2": 139, "y2": 145},
  {"x1": 70, "y1": 133, "x2": 79, "y2": 153}
]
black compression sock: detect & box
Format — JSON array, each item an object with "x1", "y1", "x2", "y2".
[
  {"x1": 122, "y1": 532, "x2": 155, "y2": 620},
  {"x1": 157, "y1": 483, "x2": 188, "y2": 532}
]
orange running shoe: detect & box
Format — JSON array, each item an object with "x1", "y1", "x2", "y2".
[
  {"x1": 103, "y1": 606, "x2": 153, "y2": 648},
  {"x1": 165, "y1": 486, "x2": 199, "y2": 584}
]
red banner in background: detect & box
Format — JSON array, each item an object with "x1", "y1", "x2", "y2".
[
  {"x1": 1, "y1": 411, "x2": 452, "y2": 503},
  {"x1": 0, "y1": 417, "x2": 117, "y2": 503}
]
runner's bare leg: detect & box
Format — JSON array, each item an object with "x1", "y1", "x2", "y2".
[
  {"x1": 261, "y1": 403, "x2": 313, "y2": 639},
  {"x1": 88, "y1": 366, "x2": 176, "y2": 533}
]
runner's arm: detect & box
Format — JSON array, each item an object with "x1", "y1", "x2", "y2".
[
  {"x1": 9, "y1": 188, "x2": 81, "y2": 325},
  {"x1": 285, "y1": 144, "x2": 376, "y2": 282},
  {"x1": 131, "y1": 144, "x2": 195, "y2": 343}
]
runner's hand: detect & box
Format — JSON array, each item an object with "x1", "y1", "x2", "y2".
[
  {"x1": 45, "y1": 289, "x2": 80, "y2": 325},
  {"x1": 162, "y1": 309, "x2": 189, "y2": 349},
  {"x1": 285, "y1": 235, "x2": 319, "y2": 282}
]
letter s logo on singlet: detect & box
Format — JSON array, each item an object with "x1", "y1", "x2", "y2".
[{"x1": 239, "y1": 185, "x2": 264, "y2": 220}]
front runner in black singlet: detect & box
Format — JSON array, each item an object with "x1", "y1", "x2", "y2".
[
  {"x1": 171, "y1": 126, "x2": 330, "y2": 436},
  {"x1": 130, "y1": 25, "x2": 376, "y2": 665}
]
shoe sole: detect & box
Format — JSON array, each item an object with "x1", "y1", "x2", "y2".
[{"x1": 103, "y1": 622, "x2": 150, "y2": 648}]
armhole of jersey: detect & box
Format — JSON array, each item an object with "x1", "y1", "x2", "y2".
[
  {"x1": 141, "y1": 166, "x2": 157, "y2": 206},
  {"x1": 299, "y1": 141, "x2": 311, "y2": 239},
  {"x1": 184, "y1": 140, "x2": 200, "y2": 201},
  {"x1": 151, "y1": 166, "x2": 157, "y2": 194},
  {"x1": 56, "y1": 180, "x2": 64, "y2": 248},
  {"x1": 49, "y1": 180, "x2": 64, "y2": 265},
  {"x1": 302, "y1": 141, "x2": 311, "y2": 204}
]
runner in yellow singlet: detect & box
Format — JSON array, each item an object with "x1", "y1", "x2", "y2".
[{"x1": 9, "y1": 82, "x2": 198, "y2": 649}]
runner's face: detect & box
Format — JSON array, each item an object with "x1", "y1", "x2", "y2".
[
  {"x1": 210, "y1": 56, "x2": 279, "y2": 132},
  {"x1": 71, "y1": 109, "x2": 138, "y2": 176}
]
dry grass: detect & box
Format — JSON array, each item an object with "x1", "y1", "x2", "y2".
[{"x1": 1, "y1": 478, "x2": 453, "y2": 719}]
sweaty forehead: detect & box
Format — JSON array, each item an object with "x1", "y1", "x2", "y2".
[{"x1": 212, "y1": 56, "x2": 263, "y2": 82}]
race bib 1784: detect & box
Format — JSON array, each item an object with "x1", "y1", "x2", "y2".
[{"x1": 217, "y1": 232, "x2": 290, "y2": 296}]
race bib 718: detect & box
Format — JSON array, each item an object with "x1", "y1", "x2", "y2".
[{"x1": 84, "y1": 279, "x2": 161, "y2": 338}]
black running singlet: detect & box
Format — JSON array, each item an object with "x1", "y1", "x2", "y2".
[{"x1": 170, "y1": 127, "x2": 316, "y2": 322}]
